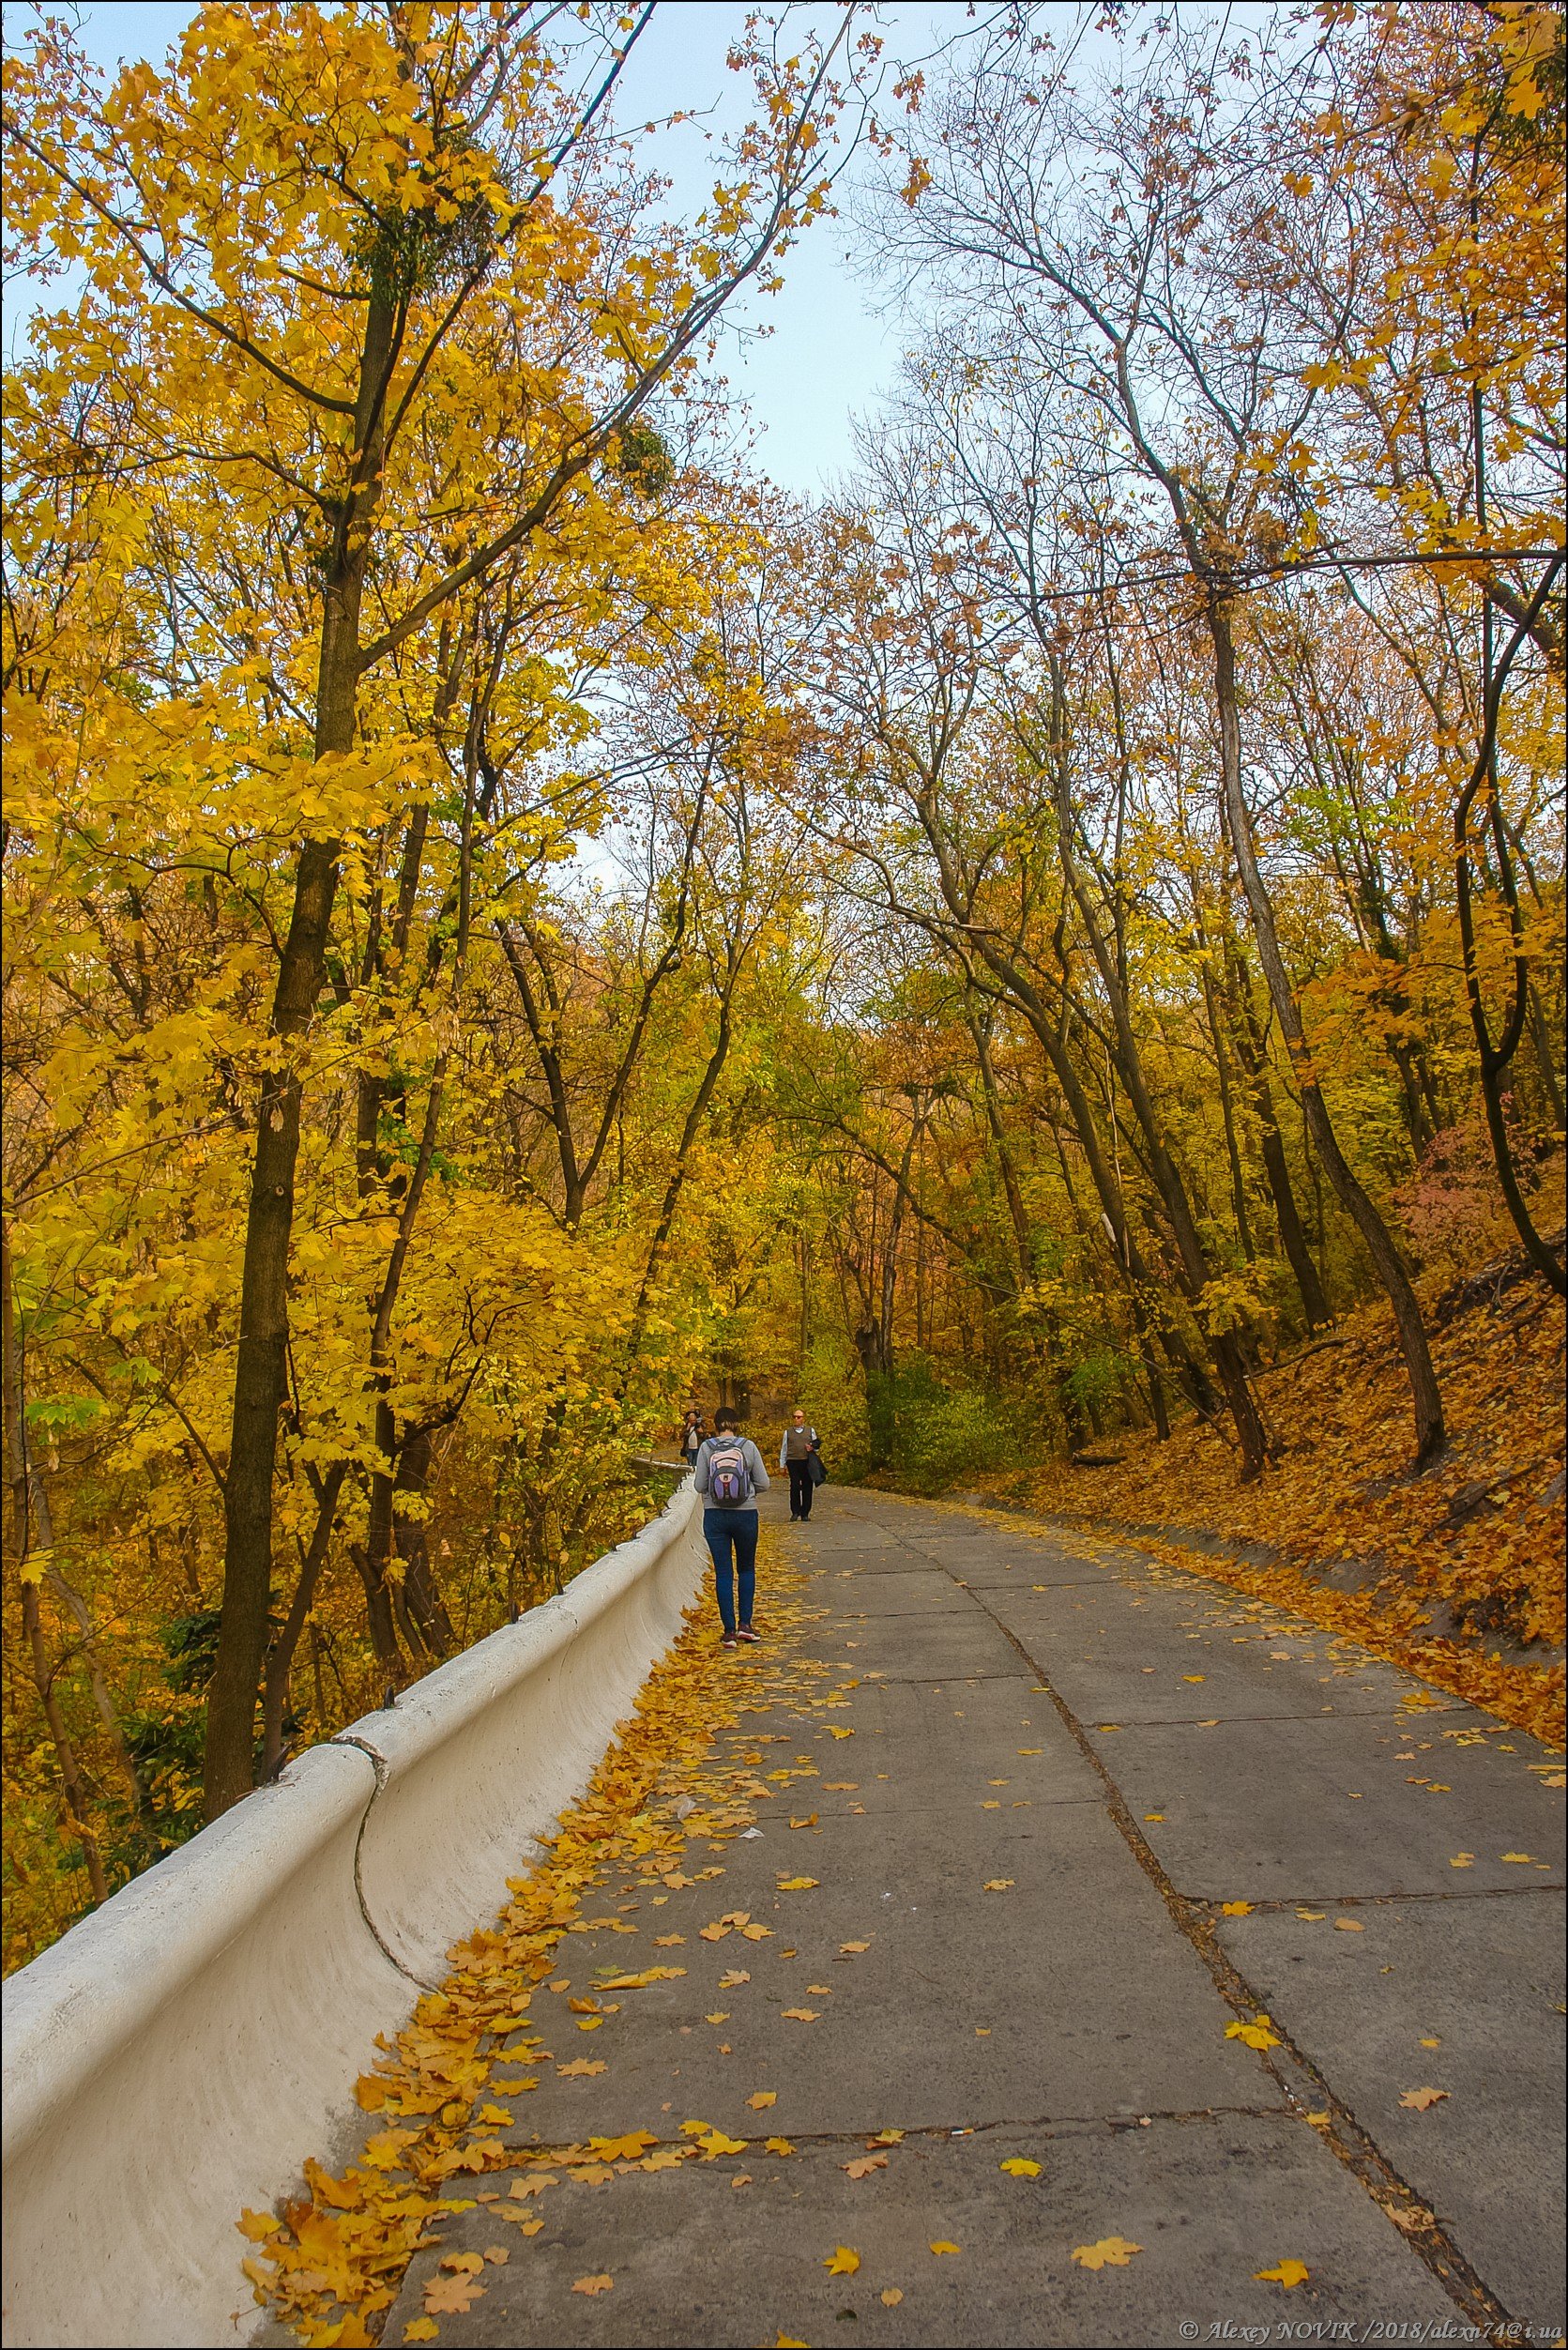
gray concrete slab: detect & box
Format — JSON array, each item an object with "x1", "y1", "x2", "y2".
[
  {"x1": 1086, "y1": 1708, "x2": 1566, "y2": 1900},
  {"x1": 1218, "y1": 1893, "x2": 1567, "y2": 2324},
  {"x1": 982, "y1": 1578, "x2": 1463, "y2": 1721},
  {"x1": 384, "y1": 2115, "x2": 1458, "y2": 2347},
  {"x1": 495, "y1": 1793, "x2": 1276, "y2": 2153},
  {"x1": 757, "y1": 1675, "x2": 1104, "y2": 1816},
  {"x1": 823, "y1": 1606, "x2": 1027, "y2": 1682}
]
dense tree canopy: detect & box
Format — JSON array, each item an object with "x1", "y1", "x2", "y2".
[{"x1": 3, "y1": 0, "x2": 1562, "y2": 1969}]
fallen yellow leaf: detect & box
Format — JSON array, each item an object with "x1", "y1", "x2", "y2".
[
  {"x1": 1255, "y1": 2259, "x2": 1311, "y2": 2288},
  {"x1": 1225, "y1": 2015, "x2": 1284, "y2": 2051},
  {"x1": 1072, "y1": 2236, "x2": 1143, "y2": 2269},
  {"x1": 766, "y1": 2136, "x2": 796, "y2": 2156},
  {"x1": 842, "y1": 2154, "x2": 886, "y2": 2179},
  {"x1": 571, "y1": 2273, "x2": 614, "y2": 2297},
  {"x1": 1399, "y1": 2086, "x2": 1450, "y2": 2111},
  {"x1": 557, "y1": 2058, "x2": 606, "y2": 2077},
  {"x1": 1220, "y1": 1900, "x2": 1253, "y2": 1916},
  {"x1": 999, "y1": 2158, "x2": 1042, "y2": 2177},
  {"x1": 587, "y1": 2130, "x2": 656, "y2": 2160},
  {"x1": 777, "y1": 1877, "x2": 819, "y2": 1891},
  {"x1": 929, "y1": 2240, "x2": 961, "y2": 2255},
  {"x1": 880, "y1": 2286, "x2": 904, "y2": 2307},
  {"x1": 824, "y1": 2245, "x2": 860, "y2": 2275},
  {"x1": 747, "y1": 2091, "x2": 778, "y2": 2110},
  {"x1": 983, "y1": 1878, "x2": 1014, "y2": 1891}
]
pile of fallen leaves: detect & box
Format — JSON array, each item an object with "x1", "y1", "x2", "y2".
[
  {"x1": 241, "y1": 1542, "x2": 830, "y2": 2346},
  {"x1": 1022, "y1": 1250, "x2": 1564, "y2": 1747}
]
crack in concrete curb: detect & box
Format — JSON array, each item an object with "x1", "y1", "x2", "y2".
[{"x1": 333, "y1": 1734, "x2": 446, "y2": 1995}]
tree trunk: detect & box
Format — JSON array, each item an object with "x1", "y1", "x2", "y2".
[
  {"x1": 1225, "y1": 945, "x2": 1332, "y2": 1330},
  {"x1": 204, "y1": 284, "x2": 398, "y2": 1821},
  {"x1": 1210, "y1": 602, "x2": 1445, "y2": 1464}
]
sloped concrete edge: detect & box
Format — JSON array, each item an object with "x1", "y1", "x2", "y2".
[{"x1": 0, "y1": 1483, "x2": 703, "y2": 2350}]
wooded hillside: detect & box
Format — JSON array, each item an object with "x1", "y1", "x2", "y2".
[{"x1": 3, "y1": 0, "x2": 1562, "y2": 1972}]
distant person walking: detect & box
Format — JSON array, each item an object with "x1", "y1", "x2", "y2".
[
  {"x1": 693, "y1": 1409, "x2": 770, "y2": 1649},
  {"x1": 779, "y1": 1407, "x2": 821, "y2": 1521},
  {"x1": 678, "y1": 1407, "x2": 706, "y2": 1474}
]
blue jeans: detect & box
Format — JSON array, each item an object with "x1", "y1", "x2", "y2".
[{"x1": 703, "y1": 1508, "x2": 758, "y2": 1635}]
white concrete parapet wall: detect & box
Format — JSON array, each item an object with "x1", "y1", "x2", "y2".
[{"x1": 0, "y1": 1481, "x2": 702, "y2": 2350}]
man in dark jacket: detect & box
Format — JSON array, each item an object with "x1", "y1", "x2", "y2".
[{"x1": 778, "y1": 1407, "x2": 820, "y2": 1522}]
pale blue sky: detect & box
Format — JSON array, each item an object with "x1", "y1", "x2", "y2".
[{"x1": 5, "y1": 0, "x2": 992, "y2": 494}]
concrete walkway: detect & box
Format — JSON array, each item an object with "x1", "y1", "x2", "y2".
[{"x1": 382, "y1": 1485, "x2": 1565, "y2": 2348}]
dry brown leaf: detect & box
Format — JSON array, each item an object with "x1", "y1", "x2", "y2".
[
  {"x1": 571, "y1": 2273, "x2": 614, "y2": 2297},
  {"x1": 842, "y1": 2154, "x2": 887, "y2": 2179}
]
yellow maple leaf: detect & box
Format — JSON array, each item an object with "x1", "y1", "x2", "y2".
[
  {"x1": 999, "y1": 2157, "x2": 1042, "y2": 2177},
  {"x1": 1220, "y1": 1900, "x2": 1253, "y2": 1916},
  {"x1": 929, "y1": 2240, "x2": 961, "y2": 2255},
  {"x1": 823, "y1": 2245, "x2": 860, "y2": 2275},
  {"x1": 571, "y1": 2273, "x2": 614, "y2": 2296},
  {"x1": 1255, "y1": 2259, "x2": 1311, "y2": 2287},
  {"x1": 747, "y1": 2090, "x2": 778, "y2": 2109},
  {"x1": 587, "y1": 2130, "x2": 656, "y2": 2160},
  {"x1": 776, "y1": 1876, "x2": 818, "y2": 1890},
  {"x1": 1225, "y1": 2014, "x2": 1283, "y2": 2051},
  {"x1": 1072, "y1": 2236, "x2": 1143, "y2": 2269}
]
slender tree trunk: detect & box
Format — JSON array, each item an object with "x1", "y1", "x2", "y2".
[
  {"x1": 1210, "y1": 602, "x2": 1446, "y2": 1463},
  {"x1": 3, "y1": 1222, "x2": 109, "y2": 1903},
  {"x1": 205, "y1": 284, "x2": 398, "y2": 1820},
  {"x1": 1225, "y1": 945, "x2": 1331, "y2": 1330},
  {"x1": 261, "y1": 1460, "x2": 347, "y2": 1775}
]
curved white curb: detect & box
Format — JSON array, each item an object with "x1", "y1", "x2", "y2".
[{"x1": 0, "y1": 1482, "x2": 703, "y2": 2348}]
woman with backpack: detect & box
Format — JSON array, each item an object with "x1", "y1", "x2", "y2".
[{"x1": 693, "y1": 1409, "x2": 770, "y2": 1650}]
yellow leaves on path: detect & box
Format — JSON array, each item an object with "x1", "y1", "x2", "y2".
[
  {"x1": 571, "y1": 2273, "x2": 614, "y2": 2296},
  {"x1": 928, "y1": 2239, "x2": 961, "y2": 2255},
  {"x1": 823, "y1": 2245, "x2": 860, "y2": 2275},
  {"x1": 403, "y1": 2322, "x2": 438, "y2": 2343},
  {"x1": 1225, "y1": 2014, "x2": 1284, "y2": 2051},
  {"x1": 747, "y1": 2091, "x2": 778, "y2": 2110},
  {"x1": 720, "y1": 1968, "x2": 751, "y2": 1988},
  {"x1": 1399, "y1": 2086, "x2": 1450, "y2": 2111},
  {"x1": 776, "y1": 1876, "x2": 819, "y2": 1890},
  {"x1": 982, "y1": 1878, "x2": 1014, "y2": 1892},
  {"x1": 841, "y1": 2154, "x2": 886, "y2": 2178},
  {"x1": 998, "y1": 2158, "x2": 1042, "y2": 2177},
  {"x1": 245, "y1": 1579, "x2": 819, "y2": 2341},
  {"x1": 1072, "y1": 2236, "x2": 1143, "y2": 2268},
  {"x1": 1220, "y1": 1900, "x2": 1253, "y2": 1916},
  {"x1": 868, "y1": 2128, "x2": 904, "y2": 2145},
  {"x1": 766, "y1": 2136, "x2": 797, "y2": 2156},
  {"x1": 880, "y1": 2287, "x2": 904, "y2": 2306},
  {"x1": 1334, "y1": 1918, "x2": 1364, "y2": 1933},
  {"x1": 1500, "y1": 1852, "x2": 1538, "y2": 1864},
  {"x1": 839, "y1": 1940, "x2": 871, "y2": 1955},
  {"x1": 782, "y1": 2007, "x2": 819, "y2": 2022}
]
